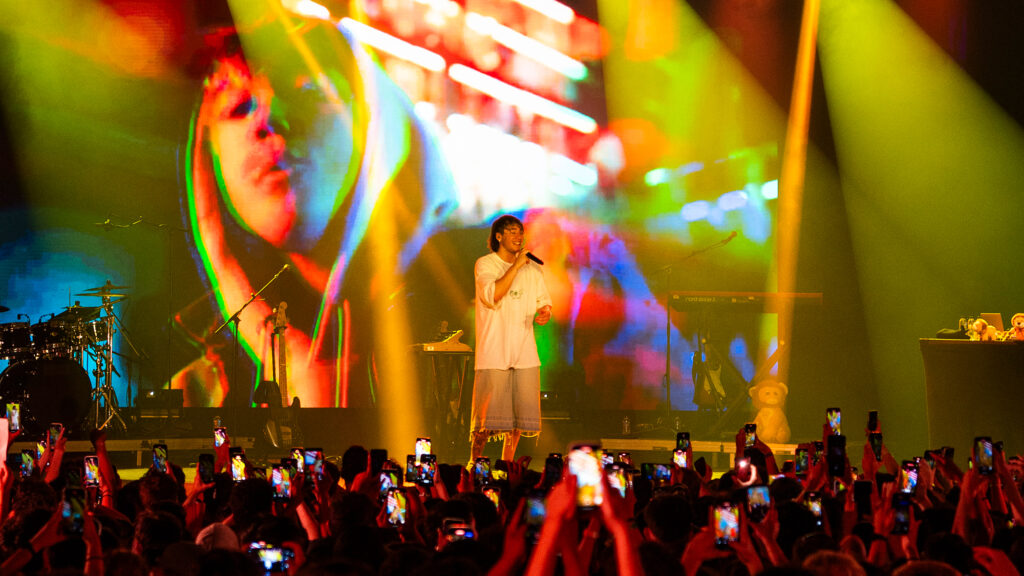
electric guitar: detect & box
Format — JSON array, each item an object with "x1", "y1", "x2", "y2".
[{"x1": 264, "y1": 302, "x2": 302, "y2": 448}]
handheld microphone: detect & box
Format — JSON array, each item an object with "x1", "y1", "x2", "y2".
[{"x1": 526, "y1": 253, "x2": 544, "y2": 266}]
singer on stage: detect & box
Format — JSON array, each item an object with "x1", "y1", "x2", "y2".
[{"x1": 470, "y1": 215, "x2": 553, "y2": 461}]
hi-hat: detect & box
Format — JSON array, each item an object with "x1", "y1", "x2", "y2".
[{"x1": 74, "y1": 293, "x2": 128, "y2": 302}]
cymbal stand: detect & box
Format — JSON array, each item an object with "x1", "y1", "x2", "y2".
[{"x1": 91, "y1": 296, "x2": 128, "y2": 433}]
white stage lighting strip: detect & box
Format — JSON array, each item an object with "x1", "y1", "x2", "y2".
[
  {"x1": 448, "y1": 64, "x2": 597, "y2": 134},
  {"x1": 512, "y1": 0, "x2": 575, "y2": 24},
  {"x1": 464, "y1": 12, "x2": 587, "y2": 81},
  {"x1": 340, "y1": 18, "x2": 447, "y2": 72}
]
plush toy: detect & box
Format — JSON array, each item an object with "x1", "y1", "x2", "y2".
[
  {"x1": 1011, "y1": 313, "x2": 1024, "y2": 341},
  {"x1": 971, "y1": 318, "x2": 999, "y2": 341},
  {"x1": 749, "y1": 379, "x2": 791, "y2": 443}
]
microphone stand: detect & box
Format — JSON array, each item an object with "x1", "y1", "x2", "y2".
[
  {"x1": 658, "y1": 232, "x2": 736, "y2": 429},
  {"x1": 215, "y1": 264, "x2": 290, "y2": 406}
]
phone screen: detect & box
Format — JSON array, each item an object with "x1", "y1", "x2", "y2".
[
  {"x1": 291, "y1": 448, "x2": 305, "y2": 473},
  {"x1": 21, "y1": 450, "x2": 34, "y2": 477},
  {"x1": 304, "y1": 449, "x2": 324, "y2": 479},
  {"x1": 744, "y1": 424, "x2": 757, "y2": 448},
  {"x1": 606, "y1": 464, "x2": 627, "y2": 497},
  {"x1": 676, "y1": 431, "x2": 691, "y2": 451},
  {"x1": 231, "y1": 453, "x2": 247, "y2": 482},
  {"x1": 84, "y1": 456, "x2": 100, "y2": 487},
  {"x1": 567, "y1": 445, "x2": 603, "y2": 509},
  {"x1": 473, "y1": 457, "x2": 491, "y2": 487},
  {"x1": 713, "y1": 502, "x2": 740, "y2": 546},
  {"x1": 418, "y1": 454, "x2": 437, "y2": 486},
  {"x1": 152, "y1": 444, "x2": 168, "y2": 473},
  {"x1": 746, "y1": 486, "x2": 770, "y2": 523},
  {"x1": 974, "y1": 437, "x2": 994, "y2": 474},
  {"x1": 673, "y1": 448, "x2": 688, "y2": 468},
  {"x1": 869, "y1": 433, "x2": 884, "y2": 462},
  {"x1": 805, "y1": 493, "x2": 823, "y2": 526},
  {"x1": 415, "y1": 437, "x2": 431, "y2": 463},
  {"x1": 6, "y1": 403, "x2": 19, "y2": 432},
  {"x1": 617, "y1": 452, "x2": 633, "y2": 467},
  {"x1": 826, "y1": 407, "x2": 842, "y2": 436},
  {"x1": 795, "y1": 448, "x2": 809, "y2": 474},
  {"x1": 483, "y1": 486, "x2": 501, "y2": 509},
  {"x1": 199, "y1": 454, "x2": 215, "y2": 484},
  {"x1": 36, "y1": 441, "x2": 46, "y2": 460},
  {"x1": 600, "y1": 450, "x2": 615, "y2": 467},
  {"x1": 272, "y1": 464, "x2": 292, "y2": 499},
  {"x1": 892, "y1": 493, "x2": 912, "y2": 534},
  {"x1": 379, "y1": 470, "x2": 398, "y2": 501},
  {"x1": 525, "y1": 493, "x2": 546, "y2": 543},
  {"x1": 49, "y1": 423, "x2": 63, "y2": 446},
  {"x1": 249, "y1": 542, "x2": 294, "y2": 573},
  {"x1": 214, "y1": 427, "x2": 227, "y2": 447},
  {"x1": 387, "y1": 488, "x2": 408, "y2": 525},
  {"x1": 62, "y1": 488, "x2": 86, "y2": 535}
]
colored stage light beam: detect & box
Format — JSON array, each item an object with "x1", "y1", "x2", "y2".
[
  {"x1": 775, "y1": 0, "x2": 819, "y2": 382},
  {"x1": 512, "y1": 0, "x2": 576, "y2": 24},
  {"x1": 281, "y1": 0, "x2": 331, "y2": 20},
  {"x1": 448, "y1": 64, "x2": 597, "y2": 134},
  {"x1": 340, "y1": 18, "x2": 446, "y2": 72},
  {"x1": 464, "y1": 12, "x2": 588, "y2": 81}
]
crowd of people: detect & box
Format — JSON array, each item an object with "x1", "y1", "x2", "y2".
[{"x1": 1, "y1": 413, "x2": 1023, "y2": 576}]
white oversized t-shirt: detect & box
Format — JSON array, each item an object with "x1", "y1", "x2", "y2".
[{"x1": 474, "y1": 252, "x2": 552, "y2": 370}]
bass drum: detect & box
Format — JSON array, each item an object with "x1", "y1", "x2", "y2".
[{"x1": 0, "y1": 358, "x2": 92, "y2": 436}]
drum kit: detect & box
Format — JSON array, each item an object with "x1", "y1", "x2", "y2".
[{"x1": 0, "y1": 281, "x2": 132, "y2": 436}]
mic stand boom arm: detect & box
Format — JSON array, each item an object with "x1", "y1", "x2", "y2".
[{"x1": 215, "y1": 264, "x2": 290, "y2": 405}]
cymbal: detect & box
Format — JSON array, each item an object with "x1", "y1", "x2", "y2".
[
  {"x1": 81, "y1": 281, "x2": 130, "y2": 293},
  {"x1": 74, "y1": 293, "x2": 128, "y2": 301},
  {"x1": 54, "y1": 305, "x2": 101, "y2": 320}
]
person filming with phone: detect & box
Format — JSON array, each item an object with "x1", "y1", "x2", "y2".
[{"x1": 469, "y1": 215, "x2": 553, "y2": 463}]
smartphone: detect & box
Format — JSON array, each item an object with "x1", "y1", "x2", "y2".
[
  {"x1": 795, "y1": 447, "x2": 809, "y2": 475},
  {"x1": 923, "y1": 450, "x2": 936, "y2": 469},
  {"x1": 379, "y1": 470, "x2": 399, "y2": 502},
  {"x1": 62, "y1": 488, "x2": 86, "y2": 535},
  {"x1": 405, "y1": 454, "x2": 417, "y2": 483},
  {"x1": 370, "y1": 448, "x2": 388, "y2": 476},
  {"x1": 6, "y1": 403, "x2": 19, "y2": 432},
  {"x1": 444, "y1": 520, "x2": 476, "y2": 542},
  {"x1": 49, "y1": 422, "x2": 63, "y2": 446},
  {"x1": 854, "y1": 480, "x2": 873, "y2": 519},
  {"x1": 567, "y1": 444, "x2": 603, "y2": 509},
  {"x1": 291, "y1": 448, "x2": 304, "y2": 473},
  {"x1": 544, "y1": 454, "x2": 563, "y2": 484},
  {"x1": 199, "y1": 453, "x2": 215, "y2": 484},
  {"x1": 271, "y1": 464, "x2": 292, "y2": 500},
  {"x1": 974, "y1": 437, "x2": 994, "y2": 475},
  {"x1": 826, "y1": 407, "x2": 841, "y2": 436},
  {"x1": 867, "y1": 410, "x2": 879, "y2": 433},
  {"x1": 746, "y1": 486, "x2": 770, "y2": 523},
  {"x1": 805, "y1": 492, "x2": 823, "y2": 527},
  {"x1": 898, "y1": 460, "x2": 919, "y2": 494},
  {"x1": 231, "y1": 452, "x2": 247, "y2": 482},
  {"x1": 744, "y1": 423, "x2": 757, "y2": 448},
  {"x1": 304, "y1": 448, "x2": 324, "y2": 479},
  {"x1": 21, "y1": 450, "x2": 35, "y2": 477},
  {"x1": 712, "y1": 501, "x2": 741, "y2": 547},
  {"x1": 83, "y1": 456, "x2": 100, "y2": 487},
  {"x1": 152, "y1": 443, "x2": 168, "y2": 474},
  {"x1": 641, "y1": 463, "x2": 671, "y2": 482},
  {"x1": 617, "y1": 452, "x2": 633, "y2": 467},
  {"x1": 671, "y1": 448, "x2": 688, "y2": 468},
  {"x1": 417, "y1": 454, "x2": 437, "y2": 486},
  {"x1": 483, "y1": 486, "x2": 501, "y2": 509},
  {"x1": 524, "y1": 492, "x2": 546, "y2": 544},
  {"x1": 213, "y1": 426, "x2": 227, "y2": 447},
  {"x1": 811, "y1": 441, "x2": 824, "y2": 465},
  {"x1": 869, "y1": 433, "x2": 884, "y2": 462},
  {"x1": 248, "y1": 541, "x2": 295, "y2": 573},
  {"x1": 676, "y1": 432, "x2": 691, "y2": 451},
  {"x1": 473, "y1": 457, "x2": 492, "y2": 487},
  {"x1": 36, "y1": 440, "x2": 45, "y2": 461},
  {"x1": 601, "y1": 450, "x2": 615, "y2": 467},
  {"x1": 386, "y1": 487, "x2": 408, "y2": 526},
  {"x1": 606, "y1": 463, "x2": 628, "y2": 497},
  {"x1": 892, "y1": 492, "x2": 912, "y2": 535},
  {"x1": 735, "y1": 457, "x2": 752, "y2": 482},
  {"x1": 415, "y1": 437, "x2": 431, "y2": 463},
  {"x1": 826, "y1": 435, "x2": 846, "y2": 477}
]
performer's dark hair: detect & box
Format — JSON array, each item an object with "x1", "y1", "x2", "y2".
[{"x1": 489, "y1": 214, "x2": 523, "y2": 252}]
